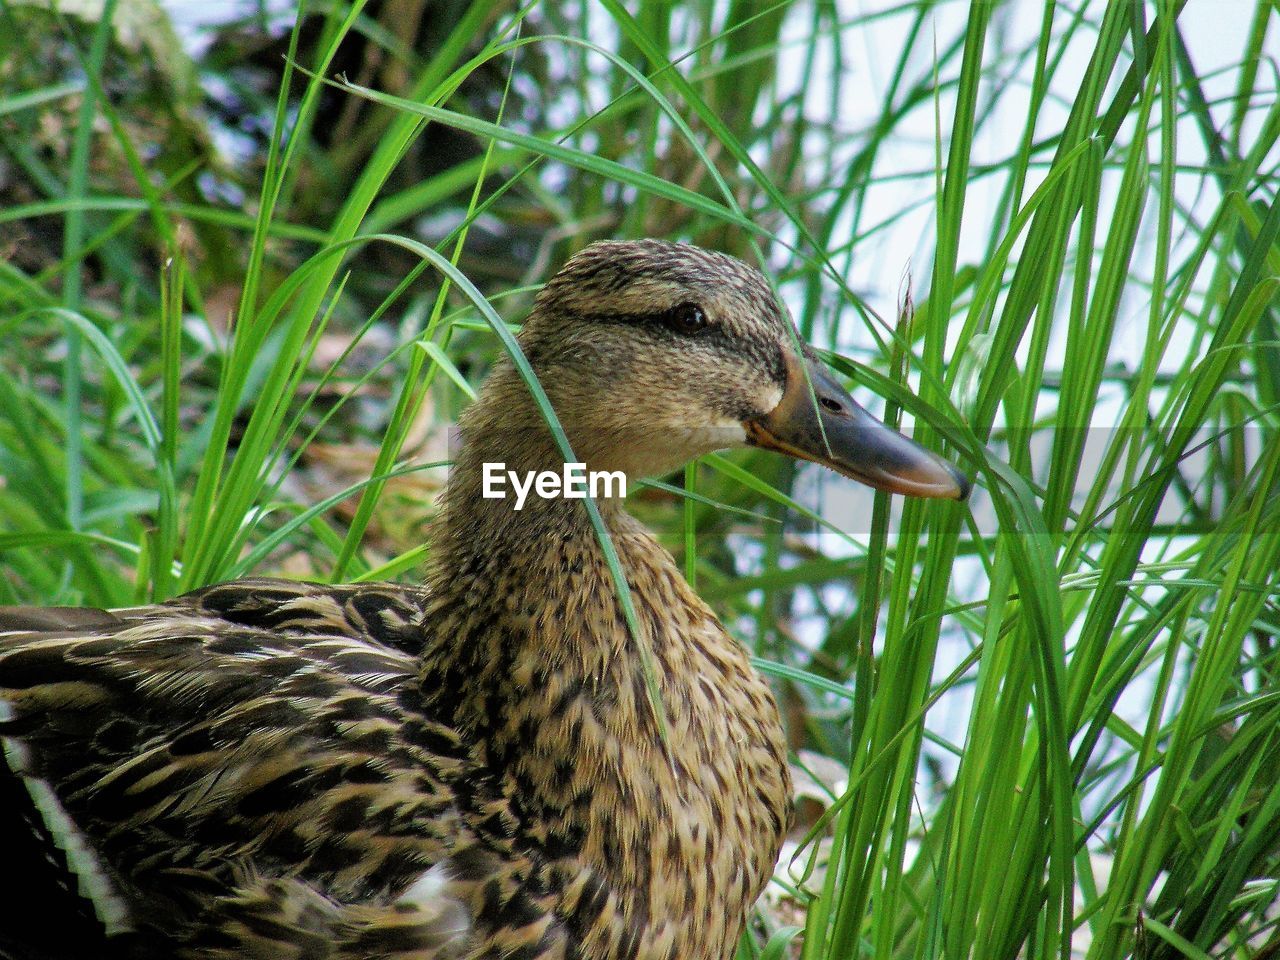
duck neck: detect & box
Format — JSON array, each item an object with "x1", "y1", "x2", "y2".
[
  {"x1": 418, "y1": 411, "x2": 655, "y2": 730},
  {"x1": 432, "y1": 416, "x2": 632, "y2": 562},
  {"x1": 414, "y1": 400, "x2": 794, "y2": 949}
]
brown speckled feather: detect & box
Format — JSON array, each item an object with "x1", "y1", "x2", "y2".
[
  {"x1": 1, "y1": 545, "x2": 790, "y2": 960},
  {"x1": 1, "y1": 580, "x2": 478, "y2": 958}
]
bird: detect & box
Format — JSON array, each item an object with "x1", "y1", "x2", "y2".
[{"x1": 0, "y1": 239, "x2": 968, "y2": 960}]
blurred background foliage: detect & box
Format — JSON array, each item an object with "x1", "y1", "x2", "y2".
[{"x1": 2, "y1": 1, "x2": 1280, "y2": 958}]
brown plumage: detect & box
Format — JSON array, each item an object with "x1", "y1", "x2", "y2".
[{"x1": 0, "y1": 240, "x2": 967, "y2": 960}]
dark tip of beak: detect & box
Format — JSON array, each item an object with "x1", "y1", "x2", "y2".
[{"x1": 745, "y1": 354, "x2": 970, "y2": 501}]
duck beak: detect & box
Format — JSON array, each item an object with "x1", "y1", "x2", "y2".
[{"x1": 744, "y1": 353, "x2": 970, "y2": 500}]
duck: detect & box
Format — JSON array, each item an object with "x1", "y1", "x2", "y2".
[{"x1": 0, "y1": 239, "x2": 968, "y2": 960}]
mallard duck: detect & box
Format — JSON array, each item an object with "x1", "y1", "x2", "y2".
[{"x1": 0, "y1": 240, "x2": 967, "y2": 960}]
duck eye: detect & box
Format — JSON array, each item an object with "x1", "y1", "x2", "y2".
[{"x1": 664, "y1": 302, "x2": 708, "y2": 335}]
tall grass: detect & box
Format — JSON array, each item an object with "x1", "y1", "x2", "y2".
[{"x1": 1, "y1": 1, "x2": 1278, "y2": 957}]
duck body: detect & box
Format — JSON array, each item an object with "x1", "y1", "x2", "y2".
[
  {"x1": 1, "y1": 523, "x2": 788, "y2": 959},
  {"x1": 1, "y1": 240, "x2": 966, "y2": 959}
]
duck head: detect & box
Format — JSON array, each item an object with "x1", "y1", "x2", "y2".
[{"x1": 464, "y1": 239, "x2": 968, "y2": 502}]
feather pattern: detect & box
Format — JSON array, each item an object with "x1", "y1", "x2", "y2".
[{"x1": 1, "y1": 544, "x2": 789, "y2": 960}]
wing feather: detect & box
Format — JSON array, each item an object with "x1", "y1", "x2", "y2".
[{"x1": 0, "y1": 578, "x2": 476, "y2": 958}]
